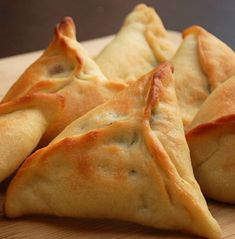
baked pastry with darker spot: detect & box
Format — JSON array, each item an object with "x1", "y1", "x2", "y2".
[
  {"x1": 95, "y1": 4, "x2": 181, "y2": 83},
  {"x1": 172, "y1": 26, "x2": 235, "y2": 129},
  {"x1": 0, "y1": 17, "x2": 125, "y2": 183},
  {"x1": 5, "y1": 63, "x2": 221, "y2": 239},
  {"x1": 187, "y1": 76, "x2": 235, "y2": 203}
]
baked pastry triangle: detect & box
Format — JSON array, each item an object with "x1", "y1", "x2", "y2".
[
  {"x1": 5, "y1": 64, "x2": 221, "y2": 239},
  {"x1": 0, "y1": 17, "x2": 124, "y2": 182},
  {"x1": 187, "y1": 76, "x2": 235, "y2": 203},
  {"x1": 95, "y1": 4, "x2": 181, "y2": 83},
  {"x1": 0, "y1": 93, "x2": 63, "y2": 183},
  {"x1": 172, "y1": 25, "x2": 235, "y2": 129}
]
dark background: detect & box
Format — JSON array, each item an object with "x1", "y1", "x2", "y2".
[{"x1": 0, "y1": 0, "x2": 234, "y2": 58}]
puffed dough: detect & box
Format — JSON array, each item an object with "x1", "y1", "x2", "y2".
[
  {"x1": 5, "y1": 64, "x2": 221, "y2": 239},
  {"x1": 172, "y1": 26, "x2": 235, "y2": 129},
  {"x1": 187, "y1": 76, "x2": 235, "y2": 203},
  {"x1": 0, "y1": 17, "x2": 125, "y2": 182},
  {"x1": 95, "y1": 4, "x2": 181, "y2": 83}
]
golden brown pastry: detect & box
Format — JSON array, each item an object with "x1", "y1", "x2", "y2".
[
  {"x1": 95, "y1": 4, "x2": 181, "y2": 83},
  {"x1": 0, "y1": 17, "x2": 124, "y2": 183},
  {"x1": 0, "y1": 93, "x2": 63, "y2": 183},
  {"x1": 5, "y1": 64, "x2": 221, "y2": 239},
  {"x1": 172, "y1": 25, "x2": 235, "y2": 129},
  {"x1": 187, "y1": 76, "x2": 235, "y2": 203}
]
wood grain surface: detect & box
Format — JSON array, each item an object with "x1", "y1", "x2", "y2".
[{"x1": 0, "y1": 35, "x2": 235, "y2": 239}]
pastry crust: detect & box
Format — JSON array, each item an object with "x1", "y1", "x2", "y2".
[
  {"x1": 0, "y1": 17, "x2": 125, "y2": 183},
  {"x1": 172, "y1": 25, "x2": 235, "y2": 129},
  {"x1": 0, "y1": 93, "x2": 64, "y2": 182},
  {"x1": 5, "y1": 63, "x2": 221, "y2": 239},
  {"x1": 95, "y1": 4, "x2": 181, "y2": 83},
  {"x1": 184, "y1": 26, "x2": 235, "y2": 90},
  {"x1": 187, "y1": 76, "x2": 235, "y2": 203},
  {"x1": 172, "y1": 32, "x2": 209, "y2": 128},
  {"x1": 2, "y1": 17, "x2": 79, "y2": 102}
]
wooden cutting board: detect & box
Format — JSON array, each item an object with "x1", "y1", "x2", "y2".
[{"x1": 0, "y1": 35, "x2": 235, "y2": 239}]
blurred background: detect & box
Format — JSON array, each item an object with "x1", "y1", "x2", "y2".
[{"x1": 0, "y1": 0, "x2": 234, "y2": 58}]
